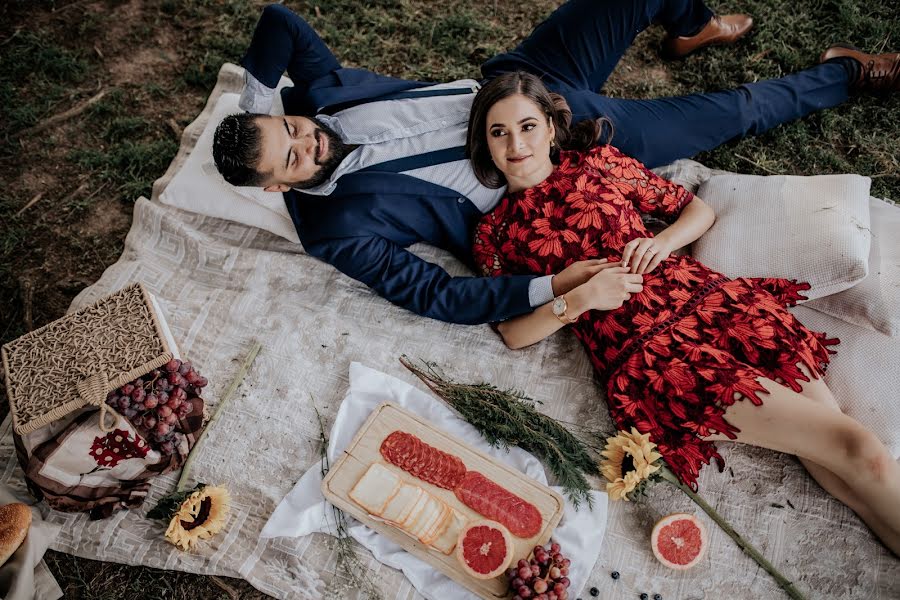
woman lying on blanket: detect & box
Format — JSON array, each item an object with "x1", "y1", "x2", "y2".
[{"x1": 466, "y1": 71, "x2": 900, "y2": 555}]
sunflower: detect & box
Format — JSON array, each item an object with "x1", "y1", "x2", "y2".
[
  {"x1": 599, "y1": 428, "x2": 663, "y2": 501},
  {"x1": 164, "y1": 485, "x2": 231, "y2": 550}
]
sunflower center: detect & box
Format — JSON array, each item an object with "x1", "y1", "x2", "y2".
[
  {"x1": 621, "y1": 452, "x2": 636, "y2": 475},
  {"x1": 181, "y1": 497, "x2": 212, "y2": 531}
]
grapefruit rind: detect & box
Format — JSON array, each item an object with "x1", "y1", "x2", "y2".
[
  {"x1": 650, "y1": 513, "x2": 707, "y2": 570},
  {"x1": 455, "y1": 519, "x2": 515, "y2": 580}
]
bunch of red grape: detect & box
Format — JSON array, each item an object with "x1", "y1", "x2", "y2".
[
  {"x1": 506, "y1": 541, "x2": 572, "y2": 600},
  {"x1": 104, "y1": 358, "x2": 207, "y2": 456}
]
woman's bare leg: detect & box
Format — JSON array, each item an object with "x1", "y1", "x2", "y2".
[
  {"x1": 798, "y1": 374, "x2": 899, "y2": 538},
  {"x1": 773, "y1": 370, "x2": 897, "y2": 541},
  {"x1": 704, "y1": 376, "x2": 900, "y2": 555}
]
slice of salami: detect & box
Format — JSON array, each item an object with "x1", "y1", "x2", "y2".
[
  {"x1": 379, "y1": 431, "x2": 412, "y2": 468},
  {"x1": 404, "y1": 435, "x2": 423, "y2": 470},
  {"x1": 454, "y1": 471, "x2": 542, "y2": 538},
  {"x1": 379, "y1": 430, "x2": 466, "y2": 490},
  {"x1": 440, "y1": 454, "x2": 465, "y2": 488}
]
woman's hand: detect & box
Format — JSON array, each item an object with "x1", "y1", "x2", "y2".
[
  {"x1": 569, "y1": 267, "x2": 643, "y2": 312},
  {"x1": 620, "y1": 237, "x2": 672, "y2": 274},
  {"x1": 552, "y1": 259, "x2": 623, "y2": 295},
  {"x1": 496, "y1": 264, "x2": 642, "y2": 351}
]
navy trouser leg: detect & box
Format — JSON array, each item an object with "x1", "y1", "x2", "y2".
[
  {"x1": 241, "y1": 4, "x2": 341, "y2": 90},
  {"x1": 562, "y1": 62, "x2": 851, "y2": 168},
  {"x1": 482, "y1": 0, "x2": 712, "y2": 91},
  {"x1": 481, "y1": 0, "x2": 852, "y2": 168}
]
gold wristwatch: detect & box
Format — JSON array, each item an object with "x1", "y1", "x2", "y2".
[{"x1": 552, "y1": 294, "x2": 575, "y2": 324}]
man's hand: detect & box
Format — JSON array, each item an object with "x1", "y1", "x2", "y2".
[
  {"x1": 552, "y1": 259, "x2": 624, "y2": 296},
  {"x1": 570, "y1": 267, "x2": 643, "y2": 312},
  {"x1": 620, "y1": 237, "x2": 672, "y2": 274}
]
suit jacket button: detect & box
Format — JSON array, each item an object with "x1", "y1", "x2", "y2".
[{"x1": 457, "y1": 197, "x2": 465, "y2": 203}]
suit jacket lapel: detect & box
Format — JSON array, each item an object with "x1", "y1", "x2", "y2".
[{"x1": 285, "y1": 173, "x2": 477, "y2": 244}]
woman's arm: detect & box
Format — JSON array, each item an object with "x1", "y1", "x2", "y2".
[
  {"x1": 621, "y1": 195, "x2": 716, "y2": 274},
  {"x1": 496, "y1": 299, "x2": 573, "y2": 350},
  {"x1": 497, "y1": 266, "x2": 643, "y2": 349},
  {"x1": 654, "y1": 195, "x2": 715, "y2": 253}
]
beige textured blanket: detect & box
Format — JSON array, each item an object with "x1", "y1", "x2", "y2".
[{"x1": 0, "y1": 67, "x2": 896, "y2": 600}]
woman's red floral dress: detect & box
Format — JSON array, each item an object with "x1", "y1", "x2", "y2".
[{"x1": 474, "y1": 146, "x2": 838, "y2": 490}]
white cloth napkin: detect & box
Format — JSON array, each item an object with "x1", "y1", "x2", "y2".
[
  {"x1": 0, "y1": 484, "x2": 63, "y2": 600},
  {"x1": 261, "y1": 362, "x2": 608, "y2": 600}
]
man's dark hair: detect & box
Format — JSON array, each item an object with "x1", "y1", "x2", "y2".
[{"x1": 212, "y1": 113, "x2": 270, "y2": 187}]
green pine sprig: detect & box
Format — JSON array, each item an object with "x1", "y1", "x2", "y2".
[
  {"x1": 400, "y1": 356, "x2": 602, "y2": 509},
  {"x1": 147, "y1": 483, "x2": 206, "y2": 521}
]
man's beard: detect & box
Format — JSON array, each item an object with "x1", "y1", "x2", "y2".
[{"x1": 292, "y1": 118, "x2": 354, "y2": 190}]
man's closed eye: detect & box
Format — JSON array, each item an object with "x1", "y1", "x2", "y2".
[{"x1": 283, "y1": 119, "x2": 298, "y2": 169}]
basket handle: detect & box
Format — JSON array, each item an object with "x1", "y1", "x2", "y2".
[{"x1": 76, "y1": 371, "x2": 119, "y2": 432}]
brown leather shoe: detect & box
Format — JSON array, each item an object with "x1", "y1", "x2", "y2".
[
  {"x1": 661, "y1": 14, "x2": 754, "y2": 59},
  {"x1": 820, "y1": 44, "x2": 900, "y2": 93}
]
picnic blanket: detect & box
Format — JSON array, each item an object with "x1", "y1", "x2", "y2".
[{"x1": 0, "y1": 69, "x2": 897, "y2": 600}]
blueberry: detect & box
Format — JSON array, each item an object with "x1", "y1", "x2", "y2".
[
  {"x1": 611, "y1": 571, "x2": 620, "y2": 580},
  {"x1": 590, "y1": 587, "x2": 600, "y2": 597},
  {"x1": 640, "y1": 595, "x2": 649, "y2": 600},
  {"x1": 653, "y1": 595, "x2": 662, "y2": 600}
]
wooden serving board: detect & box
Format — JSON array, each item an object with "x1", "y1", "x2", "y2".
[{"x1": 321, "y1": 402, "x2": 565, "y2": 600}]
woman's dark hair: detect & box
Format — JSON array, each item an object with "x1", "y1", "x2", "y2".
[
  {"x1": 212, "y1": 113, "x2": 270, "y2": 187},
  {"x1": 466, "y1": 71, "x2": 613, "y2": 188}
]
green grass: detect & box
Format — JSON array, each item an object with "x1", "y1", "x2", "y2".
[
  {"x1": 178, "y1": 0, "x2": 262, "y2": 90},
  {"x1": 0, "y1": 194, "x2": 44, "y2": 343},
  {"x1": 43, "y1": 551, "x2": 267, "y2": 600},
  {"x1": 0, "y1": 30, "x2": 89, "y2": 133},
  {"x1": 303, "y1": 0, "x2": 531, "y2": 81},
  {"x1": 606, "y1": 0, "x2": 900, "y2": 197},
  {"x1": 59, "y1": 87, "x2": 179, "y2": 202},
  {"x1": 69, "y1": 137, "x2": 178, "y2": 200}
]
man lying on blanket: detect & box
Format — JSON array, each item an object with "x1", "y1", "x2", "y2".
[{"x1": 212, "y1": 1, "x2": 899, "y2": 325}]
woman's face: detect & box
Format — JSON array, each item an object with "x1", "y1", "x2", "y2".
[{"x1": 485, "y1": 93, "x2": 555, "y2": 189}]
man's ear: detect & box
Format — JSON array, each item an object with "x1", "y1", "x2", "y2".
[{"x1": 264, "y1": 183, "x2": 291, "y2": 192}]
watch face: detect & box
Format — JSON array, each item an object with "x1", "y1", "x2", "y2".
[{"x1": 552, "y1": 297, "x2": 566, "y2": 316}]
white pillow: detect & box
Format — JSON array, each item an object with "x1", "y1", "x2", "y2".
[
  {"x1": 158, "y1": 75, "x2": 301, "y2": 244},
  {"x1": 691, "y1": 174, "x2": 872, "y2": 300},
  {"x1": 806, "y1": 198, "x2": 900, "y2": 337},
  {"x1": 789, "y1": 305, "x2": 900, "y2": 456}
]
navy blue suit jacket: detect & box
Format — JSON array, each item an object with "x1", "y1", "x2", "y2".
[{"x1": 282, "y1": 68, "x2": 539, "y2": 325}]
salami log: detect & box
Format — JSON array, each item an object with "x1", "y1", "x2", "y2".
[
  {"x1": 380, "y1": 431, "x2": 466, "y2": 490},
  {"x1": 454, "y1": 471, "x2": 542, "y2": 538},
  {"x1": 379, "y1": 431, "x2": 543, "y2": 538}
]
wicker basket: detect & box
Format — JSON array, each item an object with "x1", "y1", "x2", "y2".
[{"x1": 2, "y1": 282, "x2": 178, "y2": 435}]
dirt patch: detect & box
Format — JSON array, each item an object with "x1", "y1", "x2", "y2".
[
  {"x1": 14, "y1": 169, "x2": 61, "y2": 200},
  {"x1": 75, "y1": 195, "x2": 132, "y2": 236},
  {"x1": 109, "y1": 45, "x2": 180, "y2": 86},
  {"x1": 104, "y1": 1, "x2": 181, "y2": 86},
  {"x1": 605, "y1": 62, "x2": 674, "y2": 96},
  {"x1": 609, "y1": 63, "x2": 673, "y2": 88}
]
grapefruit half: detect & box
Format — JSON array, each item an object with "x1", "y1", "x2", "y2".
[
  {"x1": 455, "y1": 519, "x2": 514, "y2": 579},
  {"x1": 650, "y1": 513, "x2": 707, "y2": 570}
]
